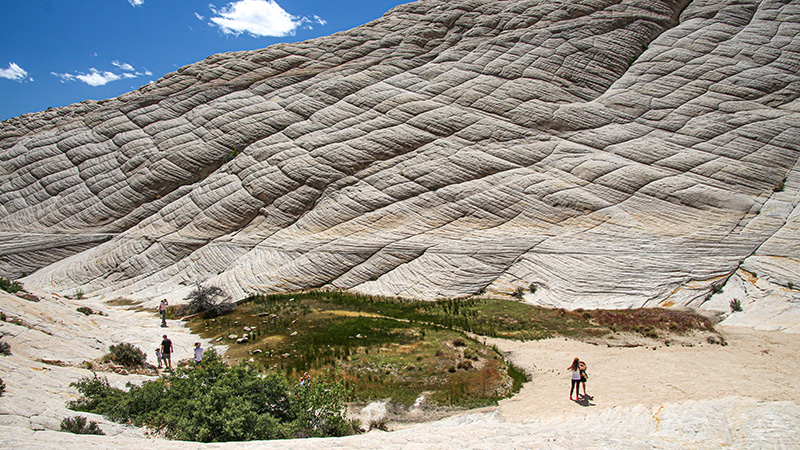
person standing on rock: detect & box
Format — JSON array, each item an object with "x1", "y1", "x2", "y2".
[
  {"x1": 161, "y1": 334, "x2": 173, "y2": 370},
  {"x1": 159, "y1": 299, "x2": 168, "y2": 327},
  {"x1": 569, "y1": 357, "x2": 582, "y2": 400}
]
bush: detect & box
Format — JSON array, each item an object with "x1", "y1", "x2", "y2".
[
  {"x1": 68, "y1": 350, "x2": 352, "y2": 442},
  {"x1": 0, "y1": 377, "x2": 5, "y2": 396},
  {"x1": 0, "y1": 276, "x2": 22, "y2": 294},
  {"x1": 60, "y1": 416, "x2": 105, "y2": 435},
  {"x1": 77, "y1": 307, "x2": 93, "y2": 316},
  {"x1": 183, "y1": 283, "x2": 236, "y2": 318},
  {"x1": 730, "y1": 299, "x2": 743, "y2": 312},
  {"x1": 107, "y1": 343, "x2": 146, "y2": 367},
  {"x1": 0, "y1": 340, "x2": 10, "y2": 356}
]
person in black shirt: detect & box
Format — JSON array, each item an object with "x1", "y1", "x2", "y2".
[{"x1": 161, "y1": 334, "x2": 173, "y2": 369}]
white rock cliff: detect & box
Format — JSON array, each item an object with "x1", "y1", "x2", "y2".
[{"x1": 0, "y1": 0, "x2": 799, "y2": 330}]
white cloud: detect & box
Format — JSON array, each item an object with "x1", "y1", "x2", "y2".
[
  {"x1": 51, "y1": 72, "x2": 76, "y2": 83},
  {"x1": 77, "y1": 69, "x2": 122, "y2": 86},
  {"x1": 51, "y1": 62, "x2": 153, "y2": 86},
  {"x1": 195, "y1": 12, "x2": 206, "y2": 21},
  {"x1": 209, "y1": 0, "x2": 309, "y2": 37},
  {"x1": 128, "y1": 0, "x2": 144, "y2": 7},
  {"x1": 0, "y1": 62, "x2": 31, "y2": 82},
  {"x1": 112, "y1": 60, "x2": 135, "y2": 71}
]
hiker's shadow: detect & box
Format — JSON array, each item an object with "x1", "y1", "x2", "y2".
[{"x1": 575, "y1": 395, "x2": 596, "y2": 407}]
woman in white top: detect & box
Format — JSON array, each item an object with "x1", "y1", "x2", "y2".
[{"x1": 569, "y1": 357, "x2": 582, "y2": 400}]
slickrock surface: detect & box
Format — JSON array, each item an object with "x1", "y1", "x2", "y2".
[
  {"x1": 1, "y1": 289, "x2": 799, "y2": 449},
  {"x1": 0, "y1": 0, "x2": 797, "y2": 330}
]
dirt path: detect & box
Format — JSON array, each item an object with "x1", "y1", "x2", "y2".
[{"x1": 490, "y1": 326, "x2": 799, "y2": 422}]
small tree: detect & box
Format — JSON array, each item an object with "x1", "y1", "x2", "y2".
[
  {"x1": 184, "y1": 283, "x2": 235, "y2": 318},
  {"x1": 730, "y1": 299, "x2": 743, "y2": 312},
  {"x1": 0, "y1": 377, "x2": 5, "y2": 396},
  {"x1": 0, "y1": 340, "x2": 10, "y2": 356}
]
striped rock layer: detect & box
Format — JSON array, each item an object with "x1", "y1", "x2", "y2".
[{"x1": 1, "y1": 0, "x2": 799, "y2": 326}]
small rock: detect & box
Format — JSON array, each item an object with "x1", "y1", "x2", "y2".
[{"x1": 237, "y1": 337, "x2": 249, "y2": 344}]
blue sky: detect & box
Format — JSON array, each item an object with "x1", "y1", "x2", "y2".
[{"x1": 0, "y1": 0, "x2": 410, "y2": 121}]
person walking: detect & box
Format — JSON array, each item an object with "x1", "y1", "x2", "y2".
[
  {"x1": 161, "y1": 334, "x2": 173, "y2": 370},
  {"x1": 193, "y1": 342, "x2": 203, "y2": 366},
  {"x1": 579, "y1": 360, "x2": 589, "y2": 397},
  {"x1": 155, "y1": 347, "x2": 163, "y2": 369},
  {"x1": 569, "y1": 357, "x2": 582, "y2": 400},
  {"x1": 159, "y1": 299, "x2": 168, "y2": 327}
]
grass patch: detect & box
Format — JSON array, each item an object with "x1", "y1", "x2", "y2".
[
  {"x1": 190, "y1": 293, "x2": 527, "y2": 407},
  {"x1": 190, "y1": 291, "x2": 713, "y2": 409}
]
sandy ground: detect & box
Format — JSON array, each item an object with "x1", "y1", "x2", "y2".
[{"x1": 490, "y1": 326, "x2": 799, "y2": 422}]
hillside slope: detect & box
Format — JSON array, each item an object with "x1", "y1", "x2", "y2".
[{"x1": 1, "y1": 0, "x2": 798, "y2": 328}]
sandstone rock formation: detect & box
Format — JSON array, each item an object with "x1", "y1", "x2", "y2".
[{"x1": 1, "y1": 0, "x2": 799, "y2": 330}]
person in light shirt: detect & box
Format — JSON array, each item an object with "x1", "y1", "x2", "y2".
[
  {"x1": 569, "y1": 357, "x2": 581, "y2": 400},
  {"x1": 194, "y1": 342, "x2": 203, "y2": 366}
]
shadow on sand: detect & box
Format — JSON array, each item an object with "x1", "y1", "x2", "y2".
[{"x1": 574, "y1": 394, "x2": 595, "y2": 407}]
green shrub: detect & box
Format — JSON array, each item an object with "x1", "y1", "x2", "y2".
[
  {"x1": 107, "y1": 343, "x2": 146, "y2": 367},
  {"x1": 68, "y1": 350, "x2": 352, "y2": 442},
  {"x1": 0, "y1": 377, "x2": 5, "y2": 396},
  {"x1": 730, "y1": 299, "x2": 743, "y2": 312},
  {"x1": 369, "y1": 418, "x2": 388, "y2": 431},
  {"x1": 60, "y1": 416, "x2": 105, "y2": 435},
  {"x1": 0, "y1": 340, "x2": 10, "y2": 356},
  {"x1": 0, "y1": 276, "x2": 22, "y2": 294},
  {"x1": 77, "y1": 307, "x2": 93, "y2": 316}
]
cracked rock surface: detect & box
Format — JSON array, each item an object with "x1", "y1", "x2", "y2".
[{"x1": 0, "y1": 0, "x2": 799, "y2": 330}]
